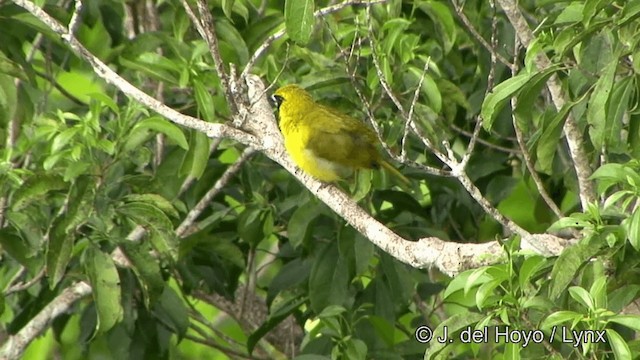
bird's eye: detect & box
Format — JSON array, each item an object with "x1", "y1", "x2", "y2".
[{"x1": 271, "y1": 94, "x2": 284, "y2": 109}]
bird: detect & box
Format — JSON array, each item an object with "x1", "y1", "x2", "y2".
[{"x1": 271, "y1": 84, "x2": 409, "y2": 185}]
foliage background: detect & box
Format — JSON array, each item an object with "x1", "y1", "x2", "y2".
[{"x1": 0, "y1": 0, "x2": 640, "y2": 359}]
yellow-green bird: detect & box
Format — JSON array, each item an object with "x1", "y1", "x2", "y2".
[{"x1": 271, "y1": 84, "x2": 409, "y2": 185}]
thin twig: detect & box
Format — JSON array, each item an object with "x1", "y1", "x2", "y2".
[
  {"x1": 182, "y1": 332, "x2": 260, "y2": 360},
  {"x1": 33, "y1": 69, "x2": 85, "y2": 105},
  {"x1": 450, "y1": 0, "x2": 514, "y2": 70},
  {"x1": 459, "y1": 0, "x2": 500, "y2": 169},
  {"x1": 403, "y1": 58, "x2": 431, "y2": 161},
  {"x1": 175, "y1": 147, "x2": 256, "y2": 237},
  {"x1": 451, "y1": 124, "x2": 520, "y2": 154},
  {"x1": 366, "y1": 7, "x2": 452, "y2": 167},
  {"x1": 65, "y1": 0, "x2": 83, "y2": 38},
  {"x1": 4, "y1": 268, "x2": 45, "y2": 295},
  {"x1": 509, "y1": 38, "x2": 563, "y2": 219}
]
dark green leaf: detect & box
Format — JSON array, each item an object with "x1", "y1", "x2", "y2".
[
  {"x1": 117, "y1": 202, "x2": 177, "y2": 260},
  {"x1": 247, "y1": 294, "x2": 306, "y2": 354},
  {"x1": 46, "y1": 177, "x2": 94, "y2": 288},
  {"x1": 119, "y1": 241, "x2": 165, "y2": 307},
  {"x1": 10, "y1": 175, "x2": 66, "y2": 212},
  {"x1": 586, "y1": 58, "x2": 617, "y2": 149},
  {"x1": 308, "y1": 242, "x2": 350, "y2": 313},
  {"x1": 267, "y1": 258, "x2": 312, "y2": 304},
  {"x1": 124, "y1": 194, "x2": 179, "y2": 219},
  {"x1": 549, "y1": 242, "x2": 602, "y2": 299},
  {"x1": 288, "y1": 202, "x2": 321, "y2": 248},
  {"x1": 153, "y1": 287, "x2": 188, "y2": 338},
  {"x1": 605, "y1": 77, "x2": 633, "y2": 153}
]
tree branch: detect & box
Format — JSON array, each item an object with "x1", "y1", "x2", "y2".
[{"x1": 0, "y1": 282, "x2": 92, "y2": 359}]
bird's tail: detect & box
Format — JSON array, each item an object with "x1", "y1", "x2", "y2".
[{"x1": 379, "y1": 160, "x2": 410, "y2": 186}]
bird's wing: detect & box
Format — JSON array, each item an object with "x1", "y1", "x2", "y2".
[{"x1": 305, "y1": 107, "x2": 377, "y2": 168}]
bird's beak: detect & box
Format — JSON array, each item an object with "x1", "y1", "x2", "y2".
[{"x1": 271, "y1": 94, "x2": 284, "y2": 110}]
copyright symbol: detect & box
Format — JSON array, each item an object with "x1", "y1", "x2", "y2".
[{"x1": 415, "y1": 326, "x2": 433, "y2": 343}]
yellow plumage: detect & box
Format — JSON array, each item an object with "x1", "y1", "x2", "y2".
[{"x1": 271, "y1": 84, "x2": 409, "y2": 185}]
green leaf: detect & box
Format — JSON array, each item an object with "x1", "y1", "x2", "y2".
[
  {"x1": 117, "y1": 202, "x2": 177, "y2": 260},
  {"x1": 617, "y1": 0, "x2": 640, "y2": 26},
  {"x1": 536, "y1": 102, "x2": 574, "y2": 173},
  {"x1": 153, "y1": 287, "x2": 188, "y2": 338},
  {"x1": 132, "y1": 116, "x2": 189, "y2": 150},
  {"x1": 586, "y1": 58, "x2": 617, "y2": 149},
  {"x1": 539, "y1": 310, "x2": 582, "y2": 330},
  {"x1": 416, "y1": 2, "x2": 456, "y2": 53},
  {"x1": 118, "y1": 54, "x2": 179, "y2": 84},
  {"x1": 46, "y1": 177, "x2": 95, "y2": 288},
  {"x1": 308, "y1": 242, "x2": 350, "y2": 313},
  {"x1": 284, "y1": 0, "x2": 314, "y2": 45},
  {"x1": 51, "y1": 127, "x2": 80, "y2": 153},
  {"x1": 267, "y1": 258, "x2": 312, "y2": 303},
  {"x1": 605, "y1": 77, "x2": 633, "y2": 153},
  {"x1": 579, "y1": 30, "x2": 614, "y2": 75},
  {"x1": 180, "y1": 130, "x2": 210, "y2": 180},
  {"x1": 481, "y1": 73, "x2": 533, "y2": 131},
  {"x1": 518, "y1": 256, "x2": 547, "y2": 289},
  {"x1": 344, "y1": 338, "x2": 367, "y2": 360},
  {"x1": 10, "y1": 175, "x2": 66, "y2": 212},
  {"x1": 549, "y1": 242, "x2": 602, "y2": 299},
  {"x1": 216, "y1": 19, "x2": 249, "y2": 64},
  {"x1": 608, "y1": 315, "x2": 640, "y2": 331},
  {"x1": 582, "y1": 0, "x2": 608, "y2": 26},
  {"x1": 623, "y1": 208, "x2": 640, "y2": 250},
  {"x1": 426, "y1": 312, "x2": 486, "y2": 357},
  {"x1": 568, "y1": 286, "x2": 594, "y2": 310},
  {"x1": 124, "y1": 194, "x2": 179, "y2": 219},
  {"x1": 606, "y1": 329, "x2": 632, "y2": 360},
  {"x1": 119, "y1": 241, "x2": 165, "y2": 307},
  {"x1": 288, "y1": 202, "x2": 321, "y2": 248},
  {"x1": 608, "y1": 285, "x2": 640, "y2": 313},
  {"x1": 409, "y1": 68, "x2": 441, "y2": 113},
  {"x1": 0, "y1": 229, "x2": 40, "y2": 271},
  {"x1": 86, "y1": 247, "x2": 123, "y2": 334},
  {"x1": 238, "y1": 207, "x2": 266, "y2": 246},
  {"x1": 221, "y1": 0, "x2": 235, "y2": 20},
  {"x1": 192, "y1": 79, "x2": 215, "y2": 122},
  {"x1": 555, "y1": 2, "x2": 584, "y2": 24}
]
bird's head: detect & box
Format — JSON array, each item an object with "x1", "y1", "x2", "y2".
[{"x1": 271, "y1": 84, "x2": 314, "y2": 113}]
